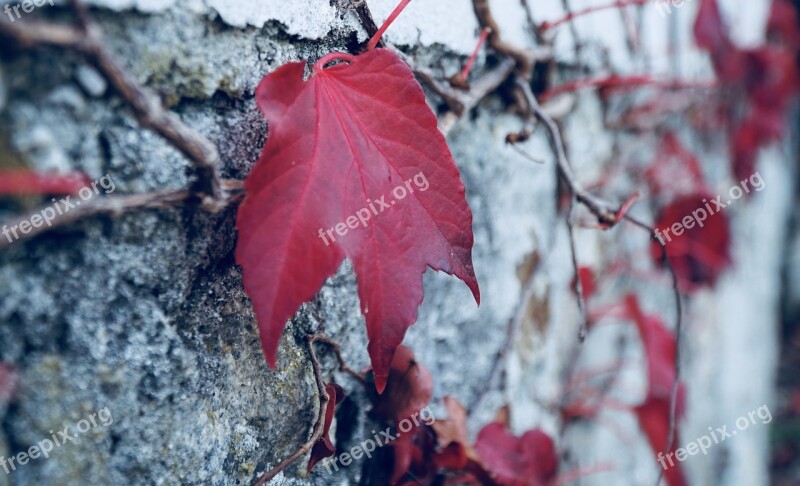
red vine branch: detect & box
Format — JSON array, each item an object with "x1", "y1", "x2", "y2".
[{"x1": 540, "y1": 0, "x2": 649, "y2": 31}]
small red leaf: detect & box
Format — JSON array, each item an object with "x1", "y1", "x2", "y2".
[
  {"x1": 390, "y1": 424, "x2": 438, "y2": 485},
  {"x1": 431, "y1": 396, "x2": 476, "y2": 470},
  {"x1": 624, "y1": 295, "x2": 678, "y2": 398},
  {"x1": 474, "y1": 423, "x2": 558, "y2": 486},
  {"x1": 624, "y1": 295, "x2": 687, "y2": 486},
  {"x1": 693, "y1": 0, "x2": 733, "y2": 57},
  {"x1": 236, "y1": 47, "x2": 480, "y2": 393},
  {"x1": 307, "y1": 383, "x2": 345, "y2": 473},
  {"x1": 371, "y1": 345, "x2": 433, "y2": 423},
  {"x1": 365, "y1": 346, "x2": 438, "y2": 484},
  {"x1": 651, "y1": 193, "x2": 732, "y2": 292},
  {"x1": 633, "y1": 393, "x2": 687, "y2": 486}
]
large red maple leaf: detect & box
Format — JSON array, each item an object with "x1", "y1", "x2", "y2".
[{"x1": 236, "y1": 46, "x2": 480, "y2": 391}]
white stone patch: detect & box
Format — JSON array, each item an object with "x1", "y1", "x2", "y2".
[
  {"x1": 205, "y1": 0, "x2": 341, "y2": 38},
  {"x1": 367, "y1": 0, "x2": 480, "y2": 54}
]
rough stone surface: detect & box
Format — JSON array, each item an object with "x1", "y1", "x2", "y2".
[{"x1": 0, "y1": 1, "x2": 794, "y2": 486}]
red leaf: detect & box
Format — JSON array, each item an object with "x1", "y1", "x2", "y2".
[
  {"x1": 693, "y1": 0, "x2": 733, "y2": 57},
  {"x1": 623, "y1": 295, "x2": 678, "y2": 398},
  {"x1": 307, "y1": 383, "x2": 345, "y2": 473},
  {"x1": 364, "y1": 346, "x2": 436, "y2": 484},
  {"x1": 235, "y1": 47, "x2": 480, "y2": 393},
  {"x1": 371, "y1": 345, "x2": 433, "y2": 424},
  {"x1": 0, "y1": 170, "x2": 90, "y2": 196},
  {"x1": 650, "y1": 193, "x2": 732, "y2": 292},
  {"x1": 473, "y1": 423, "x2": 558, "y2": 486},
  {"x1": 385, "y1": 413, "x2": 438, "y2": 483},
  {"x1": 390, "y1": 426, "x2": 438, "y2": 485},
  {"x1": 431, "y1": 396, "x2": 477, "y2": 470},
  {"x1": 767, "y1": 0, "x2": 800, "y2": 47},
  {"x1": 633, "y1": 394, "x2": 687, "y2": 486},
  {"x1": 624, "y1": 295, "x2": 687, "y2": 486},
  {"x1": 694, "y1": 0, "x2": 800, "y2": 180},
  {"x1": 730, "y1": 118, "x2": 765, "y2": 182}
]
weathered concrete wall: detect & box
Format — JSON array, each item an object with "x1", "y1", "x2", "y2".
[{"x1": 0, "y1": 1, "x2": 793, "y2": 485}]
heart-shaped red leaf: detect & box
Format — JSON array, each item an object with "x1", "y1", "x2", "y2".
[
  {"x1": 473, "y1": 423, "x2": 558, "y2": 486},
  {"x1": 236, "y1": 48, "x2": 480, "y2": 392}
]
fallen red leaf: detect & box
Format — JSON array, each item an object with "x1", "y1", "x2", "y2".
[{"x1": 236, "y1": 46, "x2": 480, "y2": 394}]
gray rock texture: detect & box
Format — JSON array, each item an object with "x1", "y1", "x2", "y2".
[{"x1": 0, "y1": 1, "x2": 795, "y2": 485}]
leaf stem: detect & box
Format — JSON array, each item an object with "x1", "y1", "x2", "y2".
[
  {"x1": 460, "y1": 27, "x2": 492, "y2": 80},
  {"x1": 541, "y1": 75, "x2": 717, "y2": 101},
  {"x1": 366, "y1": 0, "x2": 413, "y2": 51},
  {"x1": 313, "y1": 52, "x2": 355, "y2": 74}
]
